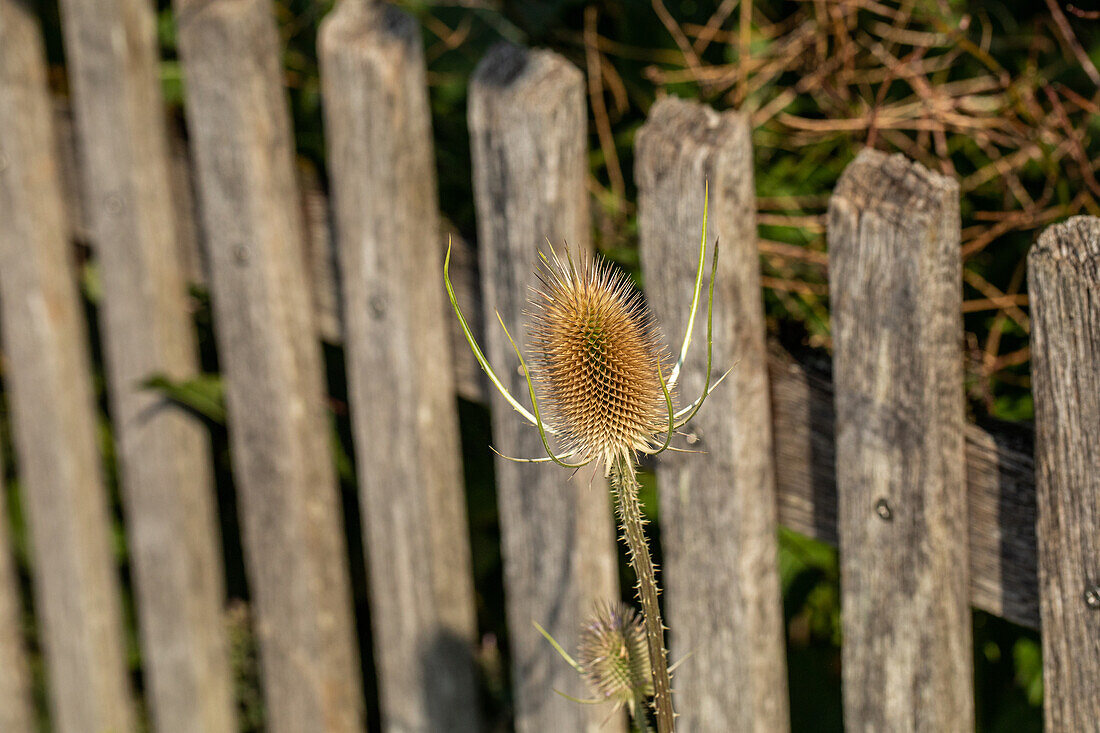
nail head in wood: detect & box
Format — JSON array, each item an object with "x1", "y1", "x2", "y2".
[{"x1": 828, "y1": 148, "x2": 973, "y2": 731}]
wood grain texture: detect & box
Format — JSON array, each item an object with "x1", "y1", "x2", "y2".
[
  {"x1": 469, "y1": 43, "x2": 621, "y2": 733},
  {"x1": 319, "y1": 4, "x2": 479, "y2": 730},
  {"x1": 1028, "y1": 216, "x2": 1100, "y2": 732},
  {"x1": 174, "y1": 1, "x2": 364, "y2": 730},
  {"x1": 767, "y1": 347, "x2": 1040, "y2": 629},
  {"x1": 53, "y1": 99, "x2": 335, "y2": 335},
  {"x1": 0, "y1": 4, "x2": 136, "y2": 732},
  {"x1": 635, "y1": 96, "x2": 789, "y2": 732},
  {"x1": 828, "y1": 149, "x2": 973, "y2": 731},
  {"x1": 47, "y1": 87, "x2": 1046, "y2": 633},
  {"x1": 961, "y1": 418, "x2": 1038, "y2": 627},
  {"x1": 56, "y1": 1, "x2": 235, "y2": 731},
  {"x1": 298, "y1": 162, "x2": 343, "y2": 344},
  {"x1": 0, "y1": 456, "x2": 33, "y2": 733}
]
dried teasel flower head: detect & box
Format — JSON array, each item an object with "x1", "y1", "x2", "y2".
[
  {"x1": 578, "y1": 601, "x2": 653, "y2": 705},
  {"x1": 445, "y1": 182, "x2": 723, "y2": 475},
  {"x1": 528, "y1": 249, "x2": 671, "y2": 470},
  {"x1": 449, "y1": 187, "x2": 720, "y2": 733}
]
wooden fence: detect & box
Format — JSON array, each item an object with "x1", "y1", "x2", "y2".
[{"x1": 0, "y1": 1, "x2": 1096, "y2": 732}]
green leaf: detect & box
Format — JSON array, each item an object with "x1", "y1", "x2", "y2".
[
  {"x1": 1013, "y1": 638, "x2": 1044, "y2": 707},
  {"x1": 142, "y1": 373, "x2": 227, "y2": 425}
]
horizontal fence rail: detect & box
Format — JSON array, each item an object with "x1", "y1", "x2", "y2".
[{"x1": 1, "y1": 2, "x2": 1096, "y2": 731}]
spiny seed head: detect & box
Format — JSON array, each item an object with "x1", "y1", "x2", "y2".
[
  {"x1": 578, "y1": 601, "x2": 653, "y2": 704},
  {"x1": 529, "y1": 249, "x2": 671, "y2": 469}
]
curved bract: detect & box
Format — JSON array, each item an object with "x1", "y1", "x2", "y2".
[
  {"x1": 445, "y1": 185, "x2": 723, "y2": 733},
  {"x1": 442, "y1": 187, "x2": 722, "y2": 469},
  {"x1": 444, "y1": 239, "x2": 552, "y2": 434}
]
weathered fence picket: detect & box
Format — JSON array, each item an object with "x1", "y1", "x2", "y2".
[
  {"x1": 636, "y1": 96, "x2": 789, "y2": 731},
  {"x1": 56, "y1": 1, "x2": 235, "y2": 731},
  {"x1": 768, "y1": 348, "x2": 1041, "y2": 629},
  {"x1": 1028, "y1": 217, "x2": 1100, "y2": 732},
  {"x1": 0, "y1": 4, "x2": 136, "y2": 732},
  {"x1": 2, "y1": 3, "x2": 1099, "y2": 728},
  {"x1": 319, "y1": 2, "x2": 480, "y2": 730},
  {"x1": 174, "y1": 0, "x2": 364, "y2": 731},
  {"x1": 828, "y1": 150, "x2": 973, "y2": 730},
  {"x1": 0, "y1": 454, "x2": 33, "y2": 733},
  {"x1": 469, "y1": 43, "x2": 622, "y2": 732}
]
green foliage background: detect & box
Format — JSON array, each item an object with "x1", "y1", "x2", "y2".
[{"x1": 8, "y1": 0, "x2": 1099, "y2": 729}]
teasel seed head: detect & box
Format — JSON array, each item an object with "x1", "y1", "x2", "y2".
[
  {"x1": 529, "y1": 250, "x2": 671, "y2": 470},
  {"x1": 578, "y1": 601, "x2": 653, "y2": 704}
]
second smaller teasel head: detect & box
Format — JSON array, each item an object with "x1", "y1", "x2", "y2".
[{"x1": 578, "y1": 601, "x2": 653, "y2": 705}]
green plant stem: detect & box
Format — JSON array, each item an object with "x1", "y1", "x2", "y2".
[{"x1": 611, "y1": 457, "x2": 675, "y2": 733}]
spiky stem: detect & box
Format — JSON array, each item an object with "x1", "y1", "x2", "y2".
[{"x1": 611, "y1": 456, "x2": 675, "y2": 733}]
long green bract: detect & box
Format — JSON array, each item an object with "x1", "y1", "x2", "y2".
[
  {"x1": 674, "y1": 237, "x2": 719, "y2": 430},
  {"x1": 667, "y1": 181, "x2": 709, "y2": 389},
  {"x1": 443, "y1": 238, "x2": 552, "y2": 433}
]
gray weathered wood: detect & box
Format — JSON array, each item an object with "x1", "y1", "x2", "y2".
[
  {"x1": 56, "y1": 2, "x2": 235, "y2": 731},
  {"x1": 47, "y1": 86, "x2": 1048, "y2": 635},
  {"x1": 433, "y1": 196, "x2": 1039, "y2": 635},
  {"x1": 635, "y1": 96, "x2": 789, "y2": 731},
  {"x1": 1028, "y1": 216, "x2": 1100, "y2": 732},
  {"x1": 298, "y1": 162, "x2": 343, "y2": 344},
  {"x1": 828, "y1": 149, "x2": 973, "y2": 731},
  {"x1": 469, "y1": 43, "x2": 621, "y2": 733},
  {"x1": 960, "y1": 418, "x2": 1038, "y2": 627},
  {"x1": 0, "y1": 4, "x2": 136, "y2": 732},
  {"x1": 174, "y1": 1, "x2": 364, "y2": 730},
  {"x1": 767, "y1": 347, "x2": 1040, "y2": 629},
  {"x1": 319, "y1": 3, "x2": 479, "y2": 730},
  {"x1": 0, "y1": 456, "x2": 34, "y2": 733},
  {"x1": 54, "y1": 99, "x2": 332, "y2": 327},
  {"x1": 58, "y1": 101, "x2": 207, "y2": 287}
]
